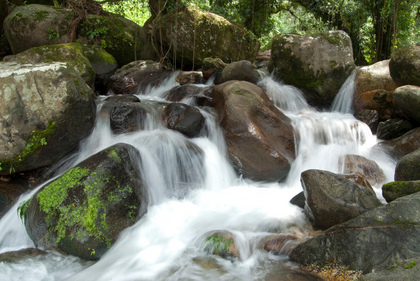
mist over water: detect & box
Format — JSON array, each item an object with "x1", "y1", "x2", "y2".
[{"x1": 0, "y1": 73, "x2": 396, "y2": 280}]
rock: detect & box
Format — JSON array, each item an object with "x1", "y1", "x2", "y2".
[
  {"x1": 263, "y1": 234, "x2": 299, "y2": 255},
  {"x1": 360, "y1": 258, "x2": 420, "y2": 281},
  {"x1": 268, "y1": 30, "x2": 355, "y2": 107},
  {"x1": 201, "y1": 230, "x2": 240, "y2": 261},
  {"x1": 389, "y1": 44, "x2": 420, "y2": 86},
  {"x1": 110, "y1": 103, "x2": 148, "y2": 134},
  {"x1": 376, "y1": 118, "x2": 412, "y2": 140},
  {"x1": 202, "y1": 57, "x2": 227, "y2": 80},
  {"x1": 176, "y1": 71, "x2": 203, "y2": 85},
  {"x1": 289, "y1": 192, "x2": 420, "y2": 274},
  {"x1": 25, "y1": 143, "x2": 148, "y2": 260},
  {"x1": 0, "y1": 177, "x2": 30, "y2": 219},
  {"x1": 162, "y1": 103, "x2": 205, "y2": 138},
  {"x1": 290, "y1": 192, "x2": 305, "y2": 209},
  {"x1": 300, "y1": 169, "x2": 382, "y2": 229},
  {"x1": 0, "y1": 248, "x2": 47, "y2": 263},
  {"x1": 0, "y1": 0, "x2": 11, "y2": 58},
  {"x1": 338, "y1": 154, "x2": 386, "y2": 186},
  {"x1": 394, "y1": 148, "x2": 420, "y2": 181},
  {"x1": 107, "y1": 60, "x2": 171, "y2": 96},
  {"x1": 353, "y1": 89, "x2": 397, "y2": 121},
  {"x1": 212, "y1": 81, "x2": 296, "y2": 182},
  {"x1": 256, "y1": 50, "x2": 271, "y2": 61},
  {"x1": 0, "y1": 62, "x2": 96, "y2": 175},
  {"x1": 3, "y1": 4, "x2": 153, "y2": 66},
  {"x1": 214, "y1": 60, "x2": 260, "y2": 85},
  {"x1": 354, "y1": 60, "x2": 397, "y2": 100},
  {"x1": 393, "y1": 85, "x2": 420, "y2": 124},
  {"x1": 152, "y1": 7, "x2": 259, "y2": 69},
  {"x1": 382, "y1": 181, "x2": 420, "y2": 203},
  {"x1": 3, "y1": 4, "x2": 71, "y2": 54},
  {"x1": 378, "y1": 127, "x2": 420, "y2": 159},
  {"x1": 163, "y1": 84, "x2": 212, "y2": 105},
  {"x1": 4, "y1": 42, "x2": 117, "y2": 90},
  {"x1": 354, "y1": 109, "x2": 380, "y2": 134}
]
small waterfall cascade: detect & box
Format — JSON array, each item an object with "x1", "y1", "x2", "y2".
[
  {"x1": 330, "y1": 69, "x2": 358, "y2": 114},
  {"x1": 0, "y1": 73, "x2": 396, "y2": 281}
]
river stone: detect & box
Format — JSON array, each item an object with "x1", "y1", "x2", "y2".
[
  {"x1": 214, "y1": 60, "x2": 260, "y2": 85},
  {"x1": 354, "y1": 60, "x2": 397, "y2": 100},
  {"x1": 353, "y1": 89, "x2": 397, "y2": 121},
  {"x1": 377, "y1": 127, "x2": 420, "y2": 159},
  {"x1": 0, "y1": 62, "x2": 95, "y2": 175},
  {"x1": 376, "y1": 118, "x2": 412, "y2": 140},
  {"x1": 202, "y1": 57, "x2": 227, "y2": 79},
  {"x1": 152, "y1": 7, "x2": 259, "y2": 69},
  {"x1": 4, "y1": 43, "x2": 117, "y2": 90},
  {"x1": 338, "y1": 154, "x2": 386, "y2": 186},
  {"x1": 393, "y1": 85, "x2": 420, "y2": 124},
  {"x1": 354, "y1": 109, "x2": 380, "y2": 134},
  {"x1": 268, "y1": 30, "x2": 355, "y2": 107},
  {"x1": 201, "y1": 230, "x2": 240, "y2": 261},
  {"x1": 176, "y1": 71, "x2": 203, "y2": 85},
  {"x1": 212, "y1": 81, "x2": 296, "y2": 182},
  {"x1": 25, "y1": 143, "x2": 147, "y2": 260},
  {"x1": 289, "y1": 191, "x2": 420, "y2": 274},
  {"x1": 109, "y1": 103, "x2": 148, "y2": 134},
  {"x1": 389, "y1": 44, "x2": 420, "y2": 86},
  {"x1": 162, "y1": 103, "x2": 205, "y2": 138},
  {"x1": 300, "y1": 169, "x2": 382, "y2": 229},
  {"x1": 382, "y1": 181, "x2": 420, "y2": 203},
  {"x1": 394, "y1": 148, "x2": 420, "y2": 181},
  {"x1": 107, "y1": 60, "x2": 172, "y2": 96}
]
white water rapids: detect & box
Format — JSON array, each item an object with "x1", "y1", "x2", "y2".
[{"x1": 0, "y1": 73, "x2": 396, "y2": 281}]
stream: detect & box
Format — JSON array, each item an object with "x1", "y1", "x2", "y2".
[{"x1": 0, "y1": 72, "x2": 396, "y2": 281}]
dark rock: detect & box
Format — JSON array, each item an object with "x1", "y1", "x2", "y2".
[
  {"x1": 25, "y1": 143, "x2": 147, "y2": 260},
  {"x1": 290, "y1": 192, "x2": 305, "y2": 209},
  {"x1": 353, "y1": 89, "x2": 397, "y2": 121},
  {"x1": 376, "y1": 118, "x2": 412, "y2": 140},
  {"x1": 0, "y1": 248, "x2": 47, "y2": 263},
  {"x1": 202, "y1": 57, "x2": 227, "y2": 80},
  {"x1": 0, "y1": 177, "x2": 30, "y2": 219},
  {"x1": 162, "y1": 103, "x2": 205, "y2": 138},
  {"x1": 212, "y1": 81, "x2": 296, "y2": 182},
  {"x1": 377, "y1": 127, "x2": 420, "y2": 159},
  {"x1": 300, "y1": 169, "x2": 382, "y2": 229},
  {"x1": 110, "y1": 103, "x2": 148, "y2": 134},
  {"x1": 289, "y1": 192, "x2": 420, "y2": 274},
  {"x1": 393, "y1": 85, "x2": 420, "y2": 124},
  {"x1": 107, "y1": 60, "x2": 171, "y2": 96},
  {"x1": 354, "y1": 109, "x2": 380, "y2": 134}
]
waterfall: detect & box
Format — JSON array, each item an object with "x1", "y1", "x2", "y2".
[
  {"x1": 330, "y1": 69, "x2": 357, "y2": 114},
  {"x1": 0, "y1": 74, "x2": 396, "y2": 281}
]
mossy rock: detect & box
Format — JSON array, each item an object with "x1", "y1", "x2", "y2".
[
  {"x1": 153, "y1": 7, "x2": 259, "y2": 69},
  {"x1": 394, "y1": 148, "x2": 420, "y2": 181},
  {"x1": 201, "y1": 230, "x2": 239, "y2": 261},
  {"x1": 0, "y1": 61, "x2": 96, "y2": 175},
  {"x1": 389, "y1": 44, "x2": 420, "y2": 87},
  {"x1": 382, "y1": 181, "x2": 420, "y2": 203},
  {"x1": 25, "y1": 143, "x2": 148, "y2": 260},
  {"x1": 268, "y1": 31, "x2": 355, "y2": 108}
]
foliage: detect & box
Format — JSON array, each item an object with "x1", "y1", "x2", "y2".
[{"x1": 17, "y1": 198, "x2": 32, "y2": 224}]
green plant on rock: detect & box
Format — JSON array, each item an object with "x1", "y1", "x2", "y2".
[
  {"x1": 47, "y1": 28, "x2": 60, "y2": 40},
  {"x1": 17, "y1": 198, "x2": 32, "y2": 224},
  {"x1": 204, "y1": 235, "x2": 233, "y2": 256}
]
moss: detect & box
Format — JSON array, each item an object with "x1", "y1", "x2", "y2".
[
  {"x1": 33, "y1": 11, "x2": 49, "y2": 22},
  {"x1": 37, "y1": 164, "x2": 136, "y2": 250}
]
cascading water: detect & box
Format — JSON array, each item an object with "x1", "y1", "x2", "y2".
[{"x1": 0, "y1": 72, "x2": 396, "y2": 280}]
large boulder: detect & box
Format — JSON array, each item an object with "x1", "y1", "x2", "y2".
[
  {"x1": 25, "y1": 143, "x2": 148, "y2": 260},
  {"x1": 289, "y1": 192, "x2": 420, "y2": 274},
  {"x1": 151, "y1": 7, "x2": 259, "y2": 69},
  {"x1": 0, "y1": 62, "x2": 95, "y2": 175},
  {"x1": 212, "y1": 81, "x2": 296, "y2": 182},
  {"x1": 354, "y1": 60, "x2": 397, "y2": 101},
  {"x1": 389, "y1": 44, "x2": 420, "y2": 86},
  {"x1": 393, "y1": 85, "x2": 420, "y2": 124},
  {"x1": 394, "y1": 148, "x2": 420, "y2": 181},
  {"x1": 268, "y1": 30, "x2": 355, "y2": 107},
  {"x1": 4, "y1": 43, "x2": 117, "y2": 90},
  {"x1": 3, "y1": 4, "x2": 153, "y2": 66},
  {"x1": 107, "y1": 60, "x2": 172, "y2": 96},
  {"x1": 300, "y1": 169, "x2": 382, "y2": 229},
  {"x1": 353, "y1": 89, "x2": 397, "y2": 121}
]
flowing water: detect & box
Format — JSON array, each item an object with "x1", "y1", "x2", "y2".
[{"x1": 0, "y1": 73, "x2": 396, "y2": 281}]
